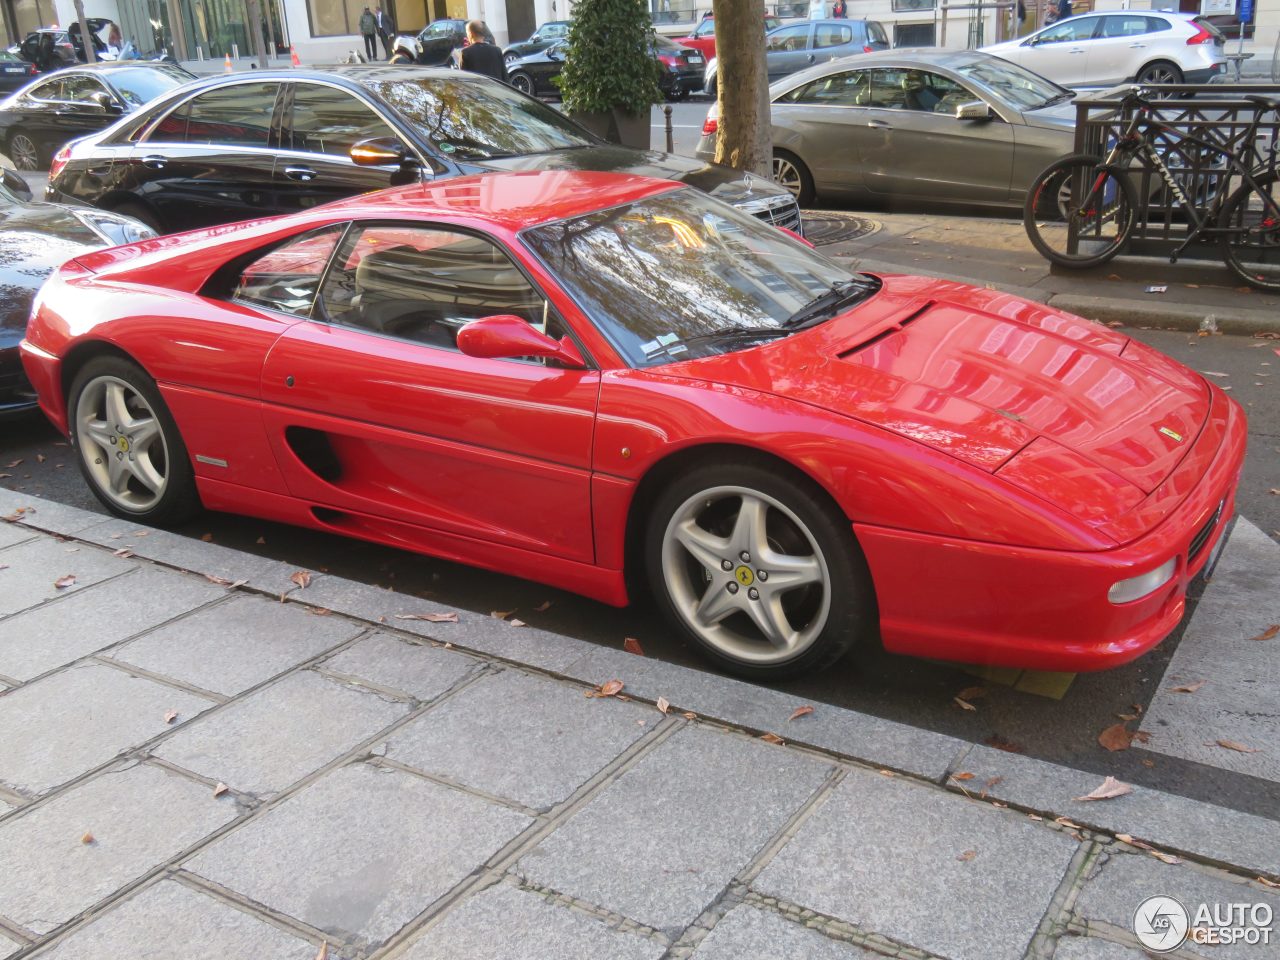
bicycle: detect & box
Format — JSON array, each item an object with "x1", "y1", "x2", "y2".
[{"x1": 1023, "y1": 88, "x2": 1280, "y2": 290}]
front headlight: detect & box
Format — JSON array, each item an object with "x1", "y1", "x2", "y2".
[
  {"x1": 1108, "y1": 557, "x2": 1177, "y2": 604},
  {"x1": 73, "y1": 210, "x2": 158, "y2": 246}
]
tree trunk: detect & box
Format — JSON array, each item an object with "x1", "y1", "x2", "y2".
[
  {"x1": 72, "y1": 0, "x2": 97, "y2": 64},
  {"x1": 712, "y1": 0, "x2": 771, "y2": 177}
]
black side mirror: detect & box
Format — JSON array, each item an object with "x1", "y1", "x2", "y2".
[
  {"x1": 1, "y1": 167, "x2": 32, "y2": 202},
  {"x1": 89, "y1": 90, "x2": 121, "y2": 113}
]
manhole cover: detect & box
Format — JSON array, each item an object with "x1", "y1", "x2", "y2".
[{"x1": 802, "y1": 212, "x2": 879, "y2": 247}]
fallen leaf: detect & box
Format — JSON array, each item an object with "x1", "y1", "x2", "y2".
[
  {"x1": 112, "y1": 547, "x2": 134, "y2": 558},
  {"x1": 1213, "y1": 739, "x2": 1260, "y2": 753},
  {"x1": 985, "y1": 734, "x2": 1025, "y2": 753},
  {"x1": 951, "y1": 772, "x2": 976, "y2": 781},
  {"x1": 315, "y1": 943, "x2": 329, "y2": 960},
  {"x1": 228, "y1": 578, "x2": 248, "y2": 590},
  {"x1": 200, "y1": 532, "x2": 214, "y2": 542},
  {"x1": 534, "y1": 600, "x2": 553, "y2": 612},
  {"x1": 981, "y1": 775, "x2": 1003, "y2": 796},
  {"x1": 256, "y1": 536, "x2": 266, "y2": 544},
  {"x1": 1107, "y1": 320, "x2": 1124, "y2": 328},
  {"x1": 36, "y1": 453, "x2": 46, "y2": 463},
  {"x1": 0, "y1": 473, "x2": 9, "y2": 479},
  {"x1": 656, "y1": 696, "x2": 670, "y2": 714},
  {"x1": 956, "y1": 685, "x2": 988, "y2": 701},
  {"x1": 204, "y1": 574, "x2": 231, "y2": 585},
  {"x1": 290, "y1": 570, "x2": 312, "y2": 589},
  {"x1": 954, "y1": 696, "x2": 977, "y2": 712},
  {"x1": 395, "y1": 611, "x2": 459, "y2": 623},
  {"x1": 4, "y1": 459, "x2": 21, "y2": 468},
  {"x1": 213, "y1": 782, "x2": 229, "y2": 797},
  {"x1": 53, "y1": 574, "x2": 76, "y2": 589},
  {"x1": 1201, "y1": 370, "x2": 1230, "y2": 377},
  {"x1": 1055, "y1": 817, "x2": 1083, "y2": 829},
  {"x1": 509, "y1": 618, "x2": 526, "y2": 628},
  {"x1": 760, "y1": 732, "x2": 785, "y2": 745},
  {"x1": 1074, "y1": 776, "x2": 1134, "y2": 802},
  {"x1": 1132, "y1": 730, "x2": 1152, "y2": 744},
  {"x1": 81, "y1": 831, "x2": 94, "y2": 844},
  {"x1": 163, "y1": 709, "x2": 178, "y2": 724},
  {"x1": 1249, "y1": 625, "x2": 1279, "y2": 641},
  {"x1": 1258, "y1": 876, "x2": 1280, "y2": 889},
  {"x1": 1171, "y1": 679, "x2": 1206, "y2": 693},
  {"x1": 788, "y1": 705, "x2": 814, "y2": 722},
  {"x1": 682, "y1": 711, "x2": 696, "y2": 720},
  {"x1": 1028, "y1": 814, "x2": 1043, "y2": 821},
  {"x1": 1116, "y1": 712, "x2": 1138, "y2": 721},
  {"x1": 596, "y1": 679, "x2": 623, "y2": 698},
  {"x1": 957, "y1": 849, "x2": 977, "y2": 862},
  {"x1": 1098, "y1": 723, "x2": 1134, "y2": 752},
  {"x1": 622, "y1": 637, "x2": 644, "y2": 656},
  {"x1": 490, "y1": 608, "x2": 513, "y2": 620},
  {"x1": 309, "y1": 608, "x2": 332, "y2": 616}
]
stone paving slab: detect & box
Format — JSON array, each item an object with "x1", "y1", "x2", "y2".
[
  {"x1": 517, "y1": 724, "x2": 833, "y2": 937},
  {"x1": 109, "y1": 594, "x2": 364, "y2": 697},
  {"x1": 0, "y1": 763, "x2": 237, "y2": 935},
  {"x1": 755, "y1": 766, "x2": 1080, "y2": 960},
  {"x1": 1053, "y1": 937, "x2": 1161, "y2": 960},
  {"x1": 0, "y1": 523, "x2": 36, "y2": 550},
  {"x1": 953, "y1": 743, "x2": 1280, "y2": 878},
  {"x1": 384, "y1": 668, "x2": 651, "y2": 811},
  {"x1": 562, "y1": 646, "x2": 966, "y2": 782},
  {"x1": 0, "y1": 930, "x2": 21, "y2": 959},
  {"x1": 187, "y1": 762, "x2": 530, "y2": 950},
  {"x1": 321, "y1": 632, "x2": 477, "y2": 702},
  {"x1": 399, "y1": 880, "x2": 663, "y2": 960},
  {"x1": 0, "y1": 566, "x2": 224, "y2": 681},
  {"x1": 1074, "y1": 850, "x2": 1280, "y2": 960},
  {"x1": 0, "y1": 663, "x2": 216, "y2": 796},
  {"x1": 690, "y1": 903, "x2": 876, "y2": 959},
  {"x1": 154, "y1": 671, "x2": 409, "y2": 797},
  {"x1": 30, "y1": 879, "x2": 319, "y2": 960},
  {"x1": 0, "y1": 537, "x2": 133, "y2": 618},
  {"x1": 4, "y1": 499, "x2": 107, "y2": 539}
]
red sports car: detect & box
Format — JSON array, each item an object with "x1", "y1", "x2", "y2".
[{"x1": 21, "y1": 171, "x2": 1245, "y2": 680}]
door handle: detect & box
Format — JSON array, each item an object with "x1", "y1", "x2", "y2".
[
  {"x1": 1127, "y1": 42, "x2": 1146, "y2": 48},
  {"x1": 284, "y1": 165, "x2": 316, "y2": 182},
  {"x1": 140, "y1": 154, "x2": 166, "y2": 169},
  {"x1": 867, "y1": 119, "x2": 891, "y2": 129},
  {"x1": 87, "y1": 165, "x2": 111, "y2": 176},
  {"x1": 806, "y1": 53, "x2": 815, "y2": 62},
  {"x1": 1069, "y1": 48, "x2": 1085, "y2": 53}
]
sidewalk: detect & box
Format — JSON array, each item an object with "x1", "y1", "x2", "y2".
[{"x1": 1, "y1": 489, "x2": 1278, "y2": 959}]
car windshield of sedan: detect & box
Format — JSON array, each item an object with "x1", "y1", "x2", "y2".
[
  {"x1": 955, "y1": 58, "x2": 1069, "y2": 111},
  {"x1": 367, "y1": 76, "x2": 593, "y2": 160},
  {"x1": 523, "y1": 189, "x2": 878, "y2": 368},
  {"x1": 106, "y1": 65, "x2": 193, "y2": 106}
]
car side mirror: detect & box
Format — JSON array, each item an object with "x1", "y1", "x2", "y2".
[
  {"x1": 457, "y1": 315, "x2": 586, "y2": 368},
  {"x1": 89, "y1": 90, "x2": 121, "y2": 113},
  {"x1": 350, "y1": 136, "x2": 409, "y2": 166},
  {"x1": 0, "y1": 167, "x2": 32, "y2": 202},
  {"x1": 955, "y1": 101, "x2": 993, "y2": 121}
]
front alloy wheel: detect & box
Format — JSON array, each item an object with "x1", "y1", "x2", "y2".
[{"x1": 9, "y1": 133, "x2": 39, "y2": 171}]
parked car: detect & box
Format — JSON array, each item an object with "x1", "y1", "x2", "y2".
[
  {"x1": 10, "y1": 19, "x2": 118, "y2": 72},
  {"x1": 508, "y1": 35, "x2": 706, "y2": 101},
  {"x1": 0, "y1": 51, "x2": 39, "y2": 93},
  {"x1": 673, "y1": 13, "x2": 783, "y2": 61},
  {"x1": 981, "y1": 11, "x2": 1226, "y2": 86},
  {"x1": 22, "y1": 170, "x2": 1244, "y2": 679},
  {"x1": 0, "y1": 62, "x2": 195, "y2": 170},
  {"x1": 0, "y1": 169, "x2": 154, "y2": 417},
  {"x1": 404, "y1": 18, "x2": 496, "y2": 67},
  {"x1": 46, "y1": 67, "x2": 801, "y2": 236},
  {"x1": 502, "y1": 19, "x2": 571, "y2": 65},
  {"x1": 704, "y1": 19, "x2": 889, "y2": 97},
  {"x1": 698, "y1": 50, "x2": 1077, "y2": 209}
]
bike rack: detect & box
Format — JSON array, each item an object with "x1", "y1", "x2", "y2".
[{"x1": 1065, "y1": 83, "x2": 1280, "y2": 262}]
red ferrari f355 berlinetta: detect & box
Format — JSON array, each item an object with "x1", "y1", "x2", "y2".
[{"x1": 21, "y1": 171, "x2": 1245, "y2": 679}]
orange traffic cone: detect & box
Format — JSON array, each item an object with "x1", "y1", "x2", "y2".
[
  {"x1": 290, "y1": 45, "x2": 300, "y2": 67},
  {"x1": 223, "y1": 53, "x2": 232, "y2": 73}
]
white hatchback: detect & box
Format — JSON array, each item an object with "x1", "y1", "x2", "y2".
[{"x1": 981, "y1": 11, "x2": 1226, "y2": 87}]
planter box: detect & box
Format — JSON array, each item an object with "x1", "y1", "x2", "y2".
[{"x1": 569, "y1": 109, "x2": 651, "y2": 150}]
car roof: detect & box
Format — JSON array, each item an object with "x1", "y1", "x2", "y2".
[
  {"x1": 772, "y1": 47, "x2": 1010, "y2": 84},
  {"x1": 170, "y1": 64, "x2": 462, "y2": 92}
]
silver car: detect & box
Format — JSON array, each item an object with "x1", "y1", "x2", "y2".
[{"x1": 696, "y1": 49, "x2": 1077, "y2": 210}]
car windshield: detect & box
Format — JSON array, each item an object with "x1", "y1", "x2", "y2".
[
  {"x1": 367, "y1": 75, "x2": 593, "y2": 160},
  {"x1": 955, "y1": 58, "x2": 1069, "y2": 110},
  {"x1": 106, "y1": 65, "x2": 194, "y2": 106},
  {"x1": 523, "y1": 188, "x2": 876, "y2": 368}
]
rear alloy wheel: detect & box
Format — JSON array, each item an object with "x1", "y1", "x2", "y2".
[
  {"x1": 772, "y1": 149, "x2": 815, "y2": 207},
  {"x1": 1136, "y1": 60, "x2": 1183, "y2": 86},
  {"x1": 69, "y1": 356, "x2": 199, "y2": 525},
  {"x1": 8, "y1": 133, "x2": 40, "y2": 171},
  {"x1": 647, "y1": 461, "x2": 872, "y2": 679},
  {"x1": 504, "y1": 52, "x2": 518, "y2": 65},
  {"x1": 509, "y1": 71, "x2": 535, "y2": 95}
]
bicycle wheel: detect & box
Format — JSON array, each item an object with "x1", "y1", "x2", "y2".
[
  {"x1": 1024, "y1": 154, "x2": 1138, "y2": 268},
  {"x1": 1219, "y1": 172, "x2": 1280, "y2": 291}
]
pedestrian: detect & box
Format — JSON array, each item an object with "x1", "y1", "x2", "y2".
[
  {"x1": 1056, "y1": 0, "x2": 1071, "y2": 20},
  {"x1": 374, "y1": 4, "x2": 395, "y2": 59},
  {"x1": 831, "y1": 0, "x2": 848, "y2": 17},
  {"x1": 458, "y1": 19, "x2": 506, "y2": 82},
  {"x1": 359, "y1": 5, "x2": 377, "y2": 61}
]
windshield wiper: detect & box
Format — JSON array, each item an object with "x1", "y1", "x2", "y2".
[
  {"x1": 782, "y1": 278, "x2": 879, "y2": 330},
  {"x1": 1037, "y1": 92, "x2": 1074, "y2": 108},
  {"x1": 679, "y1": 325, "x2": 792, "y2": 348}
]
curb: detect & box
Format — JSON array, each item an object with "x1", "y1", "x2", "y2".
[
  {"x1": 1044, "y1": 294, "x2": 1280, "y2": 336},
  {"x1": 3, "y1": 486, "x2": 1278, "y2": 883}
]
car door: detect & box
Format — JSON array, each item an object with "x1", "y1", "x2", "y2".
[
  {"x1": 764, "y1": 24, "x2": 813, "y2": 81},
  {"x1": 273, "y1": 81, "x2": 416, "y2": 214},
  {"x1": 259, "y1": 220, "x2": 601, "y2": 563},
  {"x1": 6, "y1": 77, "x2": 65, "y2": 161},
  {"x1": 1085, "y1": 14, "x2": 1167, "y2": 85},
  {"x1": 1018, "y1": 16, "x2": 1101, "y2": 86},
  {"x1": 811, "y1": 22, "x2": 855, "y2": 68},
  {"x1": 42, "y1": 74, "x2": 120, "y2": 146},
  {"x1": 121, "y1": 79, "x2": 284, "y2": 231},
  {"x1": 525, "y1": 41, "x2": 567, "y2": 90},
  {"x1": 856, "y1": 68, "x2": 1016, "y2": 204},
  {"x1": 772, "y1": 68, "x2": 876, "y2": 194}
]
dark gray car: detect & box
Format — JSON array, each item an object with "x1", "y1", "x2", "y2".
[
  {"x1": 703, "y1": 19, "x2": 889, "y2": 97},
  {"x1": 697, "y1": 49, "x2": 1076, "y2": 210}
]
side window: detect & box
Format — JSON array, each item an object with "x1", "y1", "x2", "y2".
[
  {"x1": 26, "y1": 78, "x2": 62, "y2": 101},
  {"x1": 786, "y1": 69, "x2": 868, "y2": 106},
  {"x1": 546, "y1": 23, "x2": 567, "y2": 38},
  {"x1": 1144, "y1": 16, "x2": 1172, "y2": 33},
  {"x1": 694, "y1": 19, "x2": 715, "y2": 38},
  {"x1": 231, "y1": 225, "x2": 345, "y2": 316},
  {"x1": 60, "y1": 76, "x2": 110, "y2": 102},
  {"x1": 868, "y1": 22, "x2": 889, "y2": 46},
  {"x1": 153, "y1": 82, "x2": 279, "y2": 147},
  {"x1": 858, "y1": 68, "x2": 910, "y2": 110},
  {"x1": 317, "y1": 223, "x2": 564, "y2": 355},
  {"x1": 765, "y1": 25, "x2": 809, "y2": 53},
  {"x1": 289, "y1": 84, "x2": 399, "y2": 157},
  {"x1": 1037, "y1": 18, "x2": 1097, "y2": 43},
  {"x1": 814, "y1": 24, "x2": 852, "y2": 48},
  {"x1": 901, "y1": 70, "x2": 967, "y2": 112}
]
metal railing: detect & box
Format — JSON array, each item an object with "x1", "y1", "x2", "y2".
[{"x1": 1067, "y1": 84, "x2": 1280, "y2": 260}]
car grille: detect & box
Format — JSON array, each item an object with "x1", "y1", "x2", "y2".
[
  {"x1": 735, "y1": 194, "x2": 804, "y2": 236},
  {"x1": 1187, "y1": 498, "x2": 1224, "y2": 562}
]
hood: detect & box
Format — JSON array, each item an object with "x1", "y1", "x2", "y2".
[
  {"x1": 653, "y1": 275, "x2": 1210, "y2": 519},
  {"x1": 1022, "y1": 99, "x2": 1077, "y2": 132},
  {"x1": 0, "y1": 200, "x2": 105, "y2": 333},
  {"x1": 462, "y1": 146, "x2": 790, "y2": 205}
]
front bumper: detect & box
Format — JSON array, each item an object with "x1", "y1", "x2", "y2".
[{"x1": 856, "y1": 386, "x2": 1246, "y2": 671}]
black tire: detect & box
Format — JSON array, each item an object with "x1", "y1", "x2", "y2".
[
  {"x1": 1219, "y1": 171, "x2": 1280, "y2": 291},
  {"x1": 645, "y1": 460, "x2": 875, "y2": 680},
  {"x1": 1136, "y1": 60, "x2": 1183, "y2": 86},
  {"x1": 68, "y1": 355, "x2": 200, "y2": 526},
  {"x1": 1023, "y1": 153, "x2": 1137, "y2": 268},
  {"x1": 7, "y1": 132, "x2": 42, "y2": 171},
  {"x1": 109, "y1": 200, "x2": 163, "y2": 234},
  {"x1": 509, "y1": 71, "x2": 535, "y2": 95},
  {"x1": 772, "y1": 149, "x2": 815, "y2": 208}
]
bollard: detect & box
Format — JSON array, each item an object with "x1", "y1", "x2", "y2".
[{"x1": 664, "y1": 104, "x2": 674, "y2": 154}]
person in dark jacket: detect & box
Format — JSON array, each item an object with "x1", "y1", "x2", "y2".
[
  {"x1": 374, "y1": 4, "x2": 395, "y2": 59},
  {"x1": 458, "y1": 20, "x2": 506, "y2": 82},
  {"x1": 1056, "y1": 0, "x2": 1072, "y2": 19},
  {"x1": 359, "y1": 7, "x2": 377, "y2": 61},
  {"x1": 832, "y1": 0, "x2": 849, "y2": 17}
]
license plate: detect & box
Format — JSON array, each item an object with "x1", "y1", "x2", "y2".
[
  {"x1": 3, "y1": 67, "x2": 24, "y2": 73},
  {"x1": 687, "y1": 54, "x2": 703, "y2": 63}
]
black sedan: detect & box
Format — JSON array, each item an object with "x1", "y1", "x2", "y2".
[
  {"x1": 406, "y1": 18, "x2": 496, "y2": 67},
  {"x1": 46, "y1": 66, "x2": 801, "y2": 236},
  {"x1": 0, "y1": 51, "x2": 39, "y2": 93},
  {"x1": 502, "y1": 20, "x2": 570, "y2": 65},
  {"x1": 508, "y1": 35, "x2": 706, "y2": 101},
  {"x1": 0, "y1": 62, "x2": 195, "y2": 170},
  {"x1": 0, "y1": 169, "x2": 155, "y2": 416}
]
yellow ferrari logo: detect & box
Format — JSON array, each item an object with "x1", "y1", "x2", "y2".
[
  {"x1": 735, "y1": 566, "x2": 755, "y2": 586},
  {"x1": 117, "y1": 436, "x2": 130, "y2": 453}
]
